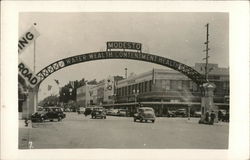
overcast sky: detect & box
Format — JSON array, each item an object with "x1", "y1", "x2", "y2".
[{"x1": 19, "y1": 12, "x2": 229, "y2": 100}]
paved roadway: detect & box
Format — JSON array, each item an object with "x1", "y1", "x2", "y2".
[{"x1": 19, "y1": 112, "x2": 229, "y2": 149}]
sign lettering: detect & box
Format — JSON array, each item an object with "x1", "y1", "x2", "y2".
[
  {"x1": 107, "y1": 41, "x2": 142, "y2": 51},
  {"x1": 37, "y1": 51, "x2": 206, "y2": 85},
  {"x1": 18, "y1": 26, "x2": 40, "y2": 54},
  {"x1": 18, "y1": 59, "x2": 41, "y2": 88}
]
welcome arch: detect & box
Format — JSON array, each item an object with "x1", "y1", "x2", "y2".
[{"x1": 36, "y1": 51, "x2": 207, "y2": 86}]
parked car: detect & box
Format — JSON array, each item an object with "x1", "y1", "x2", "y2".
[
  {"x1": 111, "y1": 109, "x2": 119, "y2": 116},
  {"x1": 134, "y1": 107, "x2": 155, "y2": 123},
  {"x1": 106, "y1": 109, "x2": 114, "y2": 116},
  {"x1": 174, "y1": 108, "x2": 187, "y2": 117},
  {"x1": 84, "y1": 107, "x2": 93, "y2": 116},
  {"x1": 192, "y1": 111, "x2": 202, "y2": 117},
  {"x1": 91, "y1": 107, "x2": 106, "y2": 119},
  {"x1": 167, "y1": 110, "x2": 176, "y2": 117},
  {"x1": 31, "y1": 107, "x2": 66, "y2": 122},
  {"x1": 77, "y1": 107, "x2": 85, "y2": 114},
  {"x1": 117, "y1": 109, "x2": 128, "y2": 117}
]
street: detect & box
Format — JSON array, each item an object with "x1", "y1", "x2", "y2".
[{"x1": 19, "y1": 112, "x2": 229, "y2": 149}]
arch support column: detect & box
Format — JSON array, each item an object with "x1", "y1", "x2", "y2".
[
  {"x1": 200, "y1": 82, "x2": 218, "y2": 123},
  {"x1": 21, "y1": 86, "x2": 39, "y2": 119}
]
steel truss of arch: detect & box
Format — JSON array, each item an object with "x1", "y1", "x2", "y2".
[{"x1": 36, "y1": 51, "x2": 207, "y2": 85}]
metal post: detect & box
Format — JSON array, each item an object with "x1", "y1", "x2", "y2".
[{"x1": 204, "y1": 23, "x2": 210, "y2": 82}]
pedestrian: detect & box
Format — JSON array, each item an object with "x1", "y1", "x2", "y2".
[
  {"x1": 210, "y1": 110, "x2": 216, "y2": 125},
  {"x1": 205, "y1": 111, "x2": 210, "y2": 123},
  {"x1": 218, "y1": 110, "x2": 222, "y2": 121}
]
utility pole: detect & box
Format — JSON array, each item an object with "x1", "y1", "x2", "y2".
[{"x1": 203, "y1": 23, "x2": 210, "y2": 82}]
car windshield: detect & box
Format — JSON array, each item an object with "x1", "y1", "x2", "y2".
[
  {"x1": 94, "y1": 107, "x2": 103, "y2": 110},
  {"x1": 37, "y1": 108, "x2": 43, "y2": 111},
  {"x1": 139, "y1": 108, "x2": 153, "y2": 112}
]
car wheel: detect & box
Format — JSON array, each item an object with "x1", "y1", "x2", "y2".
[
  {"x1": 140, "y1": 118, "x2": 143, "y2": 122},
  {"x1": 145, "y1": 120, "x2": 148, "y2": 122},
  {"x1": 104, "y1": 116, "x2": 106, "y2": 119},
  {"x1": 40, "y1": 117, "x2": 44, "y2": 123},
  {"x1": 134, "y1": 118, "x2": 136, "y2": 122},
  {"x1": 152, "y1": 120, "x2": 155, "y2": 123}
]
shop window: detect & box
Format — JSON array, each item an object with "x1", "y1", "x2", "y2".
[
  {"x1": 149, "y1": 80, "x2": 152, "y2": 91},
  {"x1": 128, "y1": 86, "x2": 131, "y2": 95},
  {"x1": 141, "y1": 82, "x2": 144, "y2": 93},
  {"x1": 144, "y1": 81, "x2": 148, "y2": 92}
]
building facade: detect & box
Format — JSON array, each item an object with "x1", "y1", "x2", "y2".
[
  {"x1": 76, "y1": 84, "x2": 96, "y2": 107},
  {"x1": 76, "y1": 76, "x2": 123, "y2": 107},
  {"x1": 114, "y1": 63, "x2": 229, "y2": 116}
]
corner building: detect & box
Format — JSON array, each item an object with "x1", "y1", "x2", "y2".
[{"x1": 114, "y1": 63, "x2": 229, "y2": 116}]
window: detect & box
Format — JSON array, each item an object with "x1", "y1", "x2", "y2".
[
  {"x1": 166, "y1": 80, "x2": 170, "y2": 90},
  {"x1": 128, "y1": 86, "x2": 131, "y2": 95},
  {"x1": 149, "y1": 80, "x2": 152, "y2": 91},
  {"x1": 193, "y1": 83, "x2": 198, "y2": 91},
  {"x1": 170, "y1": 80, "x2": 178, "y2": 90},
  {"x1": 141, "y1": 82, "x2": 144, "y2": 93},
  {"x1": 144, "y1": 81, "x2": 148, "y2": 92},
  {"x1": 125, "y1": 86, "x2": 128, "y2": 96},
  {"x1": 223, "y1": 82, "x2": 229, "y2": 90}
]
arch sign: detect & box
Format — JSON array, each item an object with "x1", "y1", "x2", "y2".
[{"x1": 37, "y1": 41, "x2": 206, "y2": 86}]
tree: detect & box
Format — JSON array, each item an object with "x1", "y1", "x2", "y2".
[
  {"x1": 39, "y1": 95, "x2": 59, "y2": 107},
  {"x1": 59, "y1": 78, "x2": 86, "y2": 103}
]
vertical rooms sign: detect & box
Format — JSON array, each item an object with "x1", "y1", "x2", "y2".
[
  {"x1": 18, "y1": 26, "x2": 40, "y2": 54},
  {"x1": 18, "y1": 25, "x2": 41, "y2": 88}
]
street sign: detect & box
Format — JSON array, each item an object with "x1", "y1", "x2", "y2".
[
  {"x1": 18, "y1": 26, "x2": 40, "y2": 54},
  {"x1": 107, "y1": 41, "x2": 142, "y2": 51},
  {"x1": 18, "y1": 58, "x2": 41, "y2": 88}
]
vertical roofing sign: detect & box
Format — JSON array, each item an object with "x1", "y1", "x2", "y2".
[
  {"x1": 18, "y1": 26, "x2": 40, "y2": 54},
  {"x1": 18, "y1": 25, "x2": 41, "y2": 88}
]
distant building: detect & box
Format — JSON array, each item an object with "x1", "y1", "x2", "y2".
[
  {"x1": 76, "y1": 76, "x2": 124, "y2": 107},
  {"x1": 113, "y1": 63, "x2": 229, "y2": 116},
  {"x1": 76, "y1": 84, "x2": 96, "y2": 107}
]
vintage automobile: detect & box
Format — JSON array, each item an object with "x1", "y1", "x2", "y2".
[
  {"x1": 91, "y1": 107, "x2": 106, "y2": 119},
  {"x1": 106, "y1": 109, "x2": 114, "y2": 116},
  {"x1": 174, "y1": 108, "x2": 187, "y2": 117},
  {"x1": 167, "y1": 110, "x2": 176, "y2": 117},
  {"x1": 77, "y1": 107, "x2": 85, "y2": 114},
  {"x1": 31, "y1": 107, "x2": 66, "y2": 122},
  {"x1": 117, "y1": 109, "x2": 128, "y2": 117},
  {"x1": 134, "y1": 107, "x2": 155, "y2": 123},
  {"x1": 192, "y1": 111, "x2": 202, "y2": 117}
]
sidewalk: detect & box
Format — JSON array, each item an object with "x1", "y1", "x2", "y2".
[
  {"x1": 185, "y1": 118, "x2": 229, "y2": 126},
  {"x1": 19, "y1": 119, "x2": 32, "y2": 128},
  {"x1": 19, "y1": 120, "x2": 33, "y2": 149}
]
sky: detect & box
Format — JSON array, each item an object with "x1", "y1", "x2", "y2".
[{"x1": 18, "y1": 12, "x2": 229, "y2": 101}]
